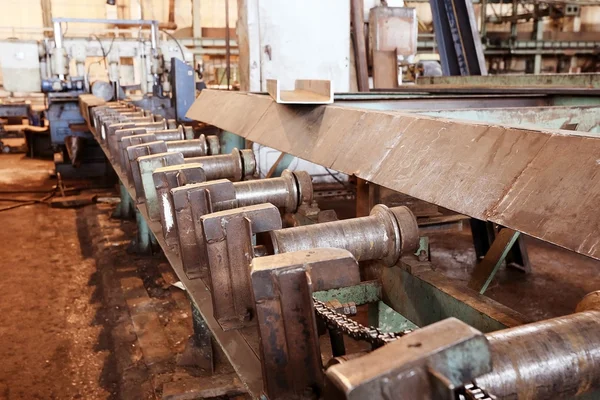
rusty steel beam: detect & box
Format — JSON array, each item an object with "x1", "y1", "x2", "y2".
[{"x1": 187, "y1": 90, "x2": 600, "y2": 262}]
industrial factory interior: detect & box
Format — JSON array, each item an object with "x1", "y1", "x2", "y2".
[{"x1": 1, "y1": 0, "x2": 600, "y2": 399}]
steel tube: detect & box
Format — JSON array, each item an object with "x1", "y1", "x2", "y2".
[
  {"x1": 270, "y1": 205, "x2": 419, "y2": 266},
  {"x1": 232, "y1": 170, "x2": 300, "y2": 213},
  {"x1": 154, "y1": 129, "x2": 184, "y2": 141},
  {"x1": 165, "y1": 139, "x2": 208, "y2": 157},
  {"x1": 185, "y1": 149, "x2": 255, "y2": 182},
  {"x1": 53, "y1": 21, "x2": 63, "y2": 48},
  {"x1": 187, "y1": 154, "x2": 239, "y2": 180},
  {"x1": 233, "y1": 178, "x2": 292, "y2": 210},
  {"x1": 477, "y1": 309, "x2": 600, "y2": 399}
]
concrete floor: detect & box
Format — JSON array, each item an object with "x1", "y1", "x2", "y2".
[
  {"x1": 0, "y1": 154, "x2": 240, "y2": 400},
  {"x1": 0, "y1": 155, "x2": 113, "y2": 399},
  {"x1": 429, "y1": 228, "x2": 600, "y2": 321},
  {"x1": 0, "y1": 153, "x2": 599, "y2": 399}
]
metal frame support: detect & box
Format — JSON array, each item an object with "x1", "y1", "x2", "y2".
[
  {"x1": 131, "y1": 208, "x2": 154, "y2": 254},
  {"x1": 190, "y1": 300, "x2": 214, "y2": 373},
  {"x1": 325, "y1": 318, "x2": 491, "y2": 400},
  {"x1": 470, "y1": 219, "x2": 530, "y2": 274},
  {"x1": 265, "y1": 152, "x2": 294, "y2": 178},
  {"x1": 112, "y1": 182, "x2": 134, "y2": 219},
  {"x1": 429, "y1": 0, "x2": 487, "y2": 76},
  {"x1": 250, "y1": 248, "x2": 361, "y2": 400},
  {"x1": 220, "y1": 131, "x2": 245, "y2": 155},
  {"x1": 468, "y1": 228, "x2": 521, "y2": 294},
  {"x1": 201, "y1": 204, "x2": 283, "y2": 330}
]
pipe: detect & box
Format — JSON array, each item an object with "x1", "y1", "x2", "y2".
[
  {"x1": 476, "y1": 291, "x2": 600, "y2": 399},
  {"x1": 270, "y1": 205, "x2": 419, "y2": 266},
  {"x1": 232, "y1": 171, "x2": 297, "y2": 212},
  {"x1": 165, "y1": 139, "x2": 208, "y2": 157},
  {"x1": 154, "y1": 128, "x2": 184, "y2": 142},
  {"x1": 228, "y1": 170, "x2": 311, "y2": 213},
  {"x1": 185, "y1": 149, "x2": 255, "y2": 182}
]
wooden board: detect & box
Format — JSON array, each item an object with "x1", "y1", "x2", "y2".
[{"x1": 187, "y1": 90, "x2": 600, "y2": 262}]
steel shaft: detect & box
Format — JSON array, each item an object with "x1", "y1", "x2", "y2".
[
  {"x1": 165, "y1": 139, "x2": 207, "y2": 157},
  {"x1": 476, "y1": 294, "x2": 600, "y2": 399},
  {"x1": 229, "y1": 170, "x2": 310, "y2": 213},
  {"x1": 270, "y1": 205, "x2": 419, "y2": 266},
  {"x1": 186, "y1": 148, "x2": 256, "y2": 182}
]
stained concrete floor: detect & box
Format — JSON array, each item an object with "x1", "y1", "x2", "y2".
[
  {"x1": 0, "y1": 154, "x2": 240, "y2": 400},
  {"x1": 0, "y1": 153, "x2": 599, "y2": 399},
  {"x1": 0, "y1": 154, "x2": 113, "y2": 399},
  {"x1": 429, "y1": 228, "x2": 600, "y2": 321}
]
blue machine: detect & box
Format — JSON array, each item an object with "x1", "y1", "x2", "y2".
[{"x1": 47, "y1": 92, "x2": 108, "y2": 178}]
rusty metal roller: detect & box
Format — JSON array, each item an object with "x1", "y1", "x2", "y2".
[
  {"x1": 475, "y1": 290, "x2": 600, "y2": 399},
  {"x1": 185, "y1": 148, "x2": 256, "y2": 182},
  {"x1": 270, "y1": 204, "x2": 419, "y2": 266},
  {"x1": 227, "y1": 170, "x2": 312, "y2": 213},
  {"x1": 164, "y1": 133, "x2": 220, "y2": 156}
]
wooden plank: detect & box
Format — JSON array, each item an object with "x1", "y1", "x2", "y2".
[
  {"x1": 373, "y1": 50, "x2": 398, "y2": 89},
  {"x1": 266, "y1": 79, "x2": 333, "y2": 104},
  {"x1": 187, "y1": 90, "x2": 600, "y2": 262}
]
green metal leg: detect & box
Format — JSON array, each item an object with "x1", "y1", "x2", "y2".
[
  {"x1": 112, "y1": 182, "x2": 134, "y2": 219},
  {"x1": 221, "y1": 130, "x2": 245, "y2": 154},
  {"x1": 133, "y1": 209, "x2": 153, "y2": 254},
  {"x1": 266, "y1": 153, "x2": 294, "y2": 178}
]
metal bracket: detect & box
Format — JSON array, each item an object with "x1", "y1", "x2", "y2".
[
  {"x1": 201, "y1": 203, "x2": 282, "y2": 330},
  {"x1": 468, "y1": 228, "x2": 521, "y2": 294},
  {"x1": 153, "y1": 163, "x2": 207, "y2": 247},
  {"x1": 324, "y1": 318, "x2": 491, "y2": 400},
  {"x1": 251, "y1": 248, "x2": 361, "y2": 400},
  {"x1": 137, "y1": 152, "x2": 185, "y2": 220}
]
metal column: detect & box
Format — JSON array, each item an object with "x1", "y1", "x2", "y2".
[{"x1": 429, "y1": 0, "x2": 487, "y2": 76}]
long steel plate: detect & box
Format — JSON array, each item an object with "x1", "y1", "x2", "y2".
[{"x1": 187, "y1": 90, "x2": 600, "y2": 261}]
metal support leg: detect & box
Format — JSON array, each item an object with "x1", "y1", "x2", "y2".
[
  {"x1": 329, "y1": 329, "x2": 346, "y2": 357},
  {"x1": 221, "y1": 130, "x2": 245, "y2": 154},
  {"x1": 191, "y1": 301, "x2": 214, "y2": 373},
  {"x1": 129, "y1": 209, "x2": 153, "y2": 254},
  {"x1": 112, "y1": 182, "x2": 134, "y2": 219},
  {"x1": 470, "y1": 219, "x2": 530, "y2": 272},
  {"x1": 468, "y1": 228, "x2": 521, "y2": 294},
  {"x1": 533, "y1": 17, "x2": 544, "y2": 74}
]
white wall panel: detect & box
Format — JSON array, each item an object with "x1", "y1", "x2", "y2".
[{"x1": 258, "y1": 0, "x2": 350, "y2": 92}]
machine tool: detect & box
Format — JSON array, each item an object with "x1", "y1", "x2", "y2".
[
  {"x1": 80, "y1": 95, "x2": 600, "y2": 400},
  {"x1": 1, "y1": 18, "x2": 196, "y2": 178}
]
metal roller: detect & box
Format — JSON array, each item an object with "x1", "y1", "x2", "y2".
[
  {"x1": 226, "y1": 170, "x2": 312, "y2": 213},
  {"x1": 185, "y1": 148, "x2": 256, "y2": 182},
  {"x1": 476, "y1": 291, "x2": 600, "y2": 399},
  {"x1": 270, "y1": 204, "x2": 420, "y2": 266}
]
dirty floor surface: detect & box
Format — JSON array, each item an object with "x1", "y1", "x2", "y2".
[{"x1": 0, "y1": 154, "x2": 241, "y2": 400}]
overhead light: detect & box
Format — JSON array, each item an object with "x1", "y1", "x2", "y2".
[{"x1": 106, "y1": 0, "x2": 116, "y2": 5}]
